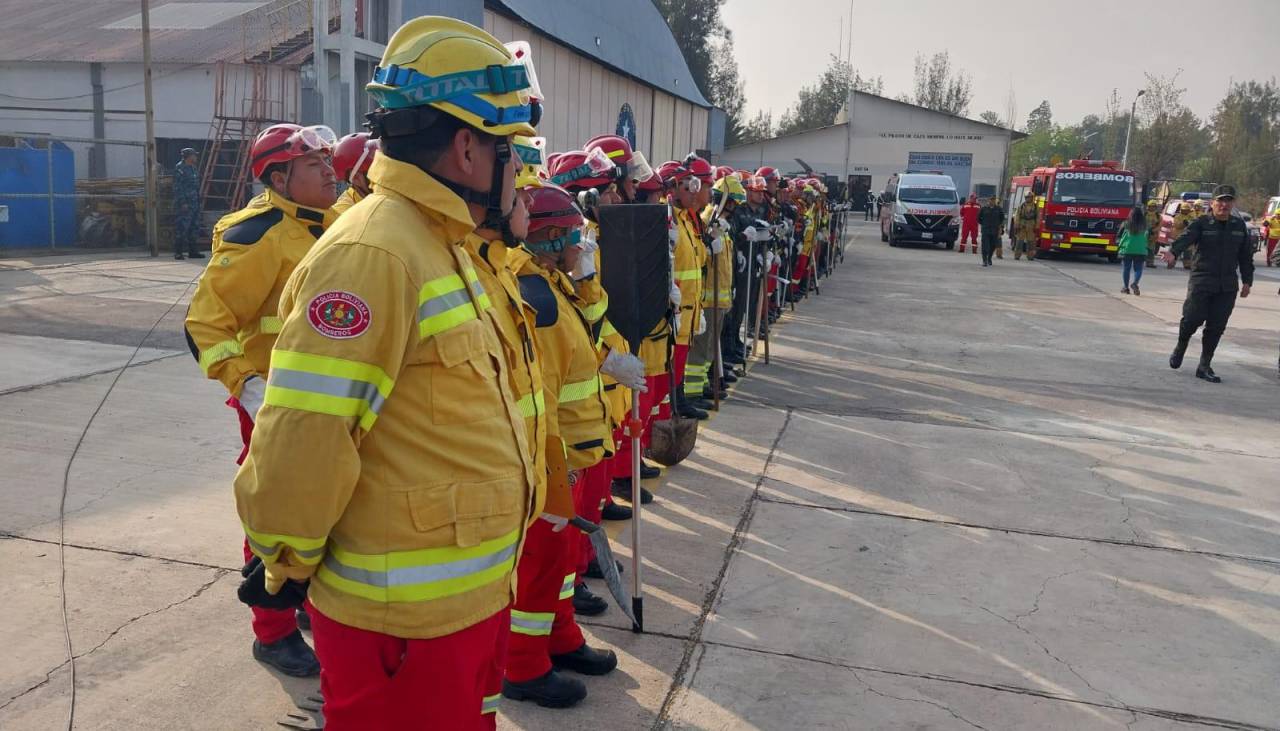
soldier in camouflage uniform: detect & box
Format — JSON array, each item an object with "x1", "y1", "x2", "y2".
[{"x1": 173, "y1": 148, "x2": 204, "y2": 260}]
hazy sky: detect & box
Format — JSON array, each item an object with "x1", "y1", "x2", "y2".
[{"x1": 722, "y1": 0, "x2": 1277, "y2": 129}]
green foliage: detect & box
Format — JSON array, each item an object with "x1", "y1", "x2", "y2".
[
  {"x1": 1206, "y1": 79, "x2": 1280, "y2": 210},
  {"x1": 776, "y1": 56, "x2": 884, "y2": 136},
  {"x1": 910, "y1": 52, "x2": 973, "y2": 116},
  {"x1": 652, "y1": 0, "x2": 752, "y2": 147},
  {"x1": 978, "y1": 111, "x2": 1004, "y2": 127},
  {"x1": 1026, "y1": 101, "x2": 1053, "y2": 135}
]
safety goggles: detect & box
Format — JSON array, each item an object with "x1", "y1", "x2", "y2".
[
  {"x1": 627, "y1": 151, "x2": 655, "y2": 184},
  {"x1": 526, "y1": 228, "x2": 581, "y2": 255},
  {"x1": 254, "y1": 125, "x2": 337, "y2": 167},
  {"x1": 550, "y1": 148, "x2": 616, "y2": 186},
  {"x1": 370, "y1": 64, "x2": 543, "y2": 128}
]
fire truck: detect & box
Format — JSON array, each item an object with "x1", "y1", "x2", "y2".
[{"x1": 1008, "y1": 160, "x2": 1137, "y2": 262}]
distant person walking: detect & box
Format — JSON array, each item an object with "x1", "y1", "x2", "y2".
[
  {"x1": 172, "y1": 148, "x2": 203, "y2": 260},
  {"x1": 958, "y1": 193, "x2": 980, "y2": 254},
  {"x1": 977, "y1": 195, "x2": 1005, "y2": 267},
  {"x1": 1117, "y1": 206, "x2": 1151, "y2": 295},
  {"x1": 864, "y1": 191, "x2": 875, "y2": 221},
  {"x1": 1012, "y1": 193, "x2": 1039, "y2": 260},
  {"x1": 1162, "y1": 185, "x2": 1254, "y2": 383}
]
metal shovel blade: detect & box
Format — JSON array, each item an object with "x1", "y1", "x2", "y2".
[{"x1": 570, "y1": 516, "x2": 636, "y2": 625}]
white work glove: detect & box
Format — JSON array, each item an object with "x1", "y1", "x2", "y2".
[
  {"x1": 710, "y1": 233, "x2": 724, "y2": 255},
  {"x1": 742, "y1": 225, "x2": 758, "y2": 242},
  {"x1": 539, "y1": 513, "x2": 569, "y2": 532},
  {"x1": 817, "y1": 231, "x2": 829, "y2": 244},
  {"x1": 765, "y1": 251, "x2": 776, "y2": 268},
  {"x1": 696, "y1": 311, "x2": 707, "y2": 335},
  {"x1": 239, "y1": 376, "x2": 266, "y2": 423},
  {"x1": 669, "y1": 279, "x2": 682, "y2": 308},
  {"x1": 570, "y1": 245, "x2": 597, "y2": 281},
  {"x1": 600, "y1": 350, "x2": 648, "y2": 392},
  {"x1": 579, "y1": 226, "x2": 599, "y2": 253},
  {"x1": 736, "y1": 250, "x2": 747, "y2": 272}
]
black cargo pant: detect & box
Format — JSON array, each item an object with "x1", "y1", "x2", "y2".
[
  {"x1": 980, "y1": 229, "x2": 1000, "y2": 264},
  {"x1": 722, "y1": 242, "x2": 751, "y2": 357},
  {"x1": 1177, "y1": 285, "x2": 1237, "y2": 365}
]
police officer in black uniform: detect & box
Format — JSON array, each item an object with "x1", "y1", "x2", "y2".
[{"x1": 1163, "y1": 185, "x2": 1255, "y2": 383}]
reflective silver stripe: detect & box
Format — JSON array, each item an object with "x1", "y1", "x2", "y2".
[
  {"x1": 245, "y1": 534, "x2": 326, "y2": 560},
  {"x1": 481, "y1": 694, "x2": 500, "y2": 714},
  {"x1": 417, "y1": 287, "x2": 473, "y2": 321},
  {"x1": 321, "y1": 542, "x2": 518, "y2": 587},
  {"x1": 269, "y1": 368, "x2": 387, "y2": 415},
  {"x1": 510, "y1": 613, "x2": 554, "y2": 634}
]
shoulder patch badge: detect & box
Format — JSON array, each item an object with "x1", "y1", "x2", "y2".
[{"x1": 307, "y1": 291, "x2": 371, "y2": 339}]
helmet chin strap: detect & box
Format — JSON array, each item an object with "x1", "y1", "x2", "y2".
[{"x1": 426, "y1": 139, "x2": 514, "y2": 241}]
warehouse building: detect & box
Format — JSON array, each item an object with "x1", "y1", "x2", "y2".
[{"x1": 720, "y1": 91, "x2": 1022, "y2": 205}]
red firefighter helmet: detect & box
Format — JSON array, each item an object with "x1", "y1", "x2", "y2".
[
  {"x1": 583, "y1": 134, "x2": 633, "y2": 167},
  {"x1": 637, "y1": 168, "x2": 665, "y2": 192},
  {"x1": 715, "y1": 165, "x2": 735, "y2": 181},
  {"x1": 656, "y1": 160, "x2": 688, "y2": 181},
  {"x1": 683, "y1": 154, "x2": 713, "y2": 182},
  {"x1": 547, "y1": 150, "x2": 612, "y2": 190},
  {"x1": 756, "y1": 166, "x2": 780, "y2": 181},
  {"x1": 251, "y1": 123, "x2": 337, "y2": 179},
  {"x1": 525, "y1": 183, "x2": 584, "y2": 237},
  {"x1": 332, "y1": 132, "x2": 377, "y2": 183}
]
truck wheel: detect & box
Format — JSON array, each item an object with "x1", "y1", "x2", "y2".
[
  {"x1": 888, "y1": 229, "x2": 898, "y2": 247},
  {"x1": 1106, "y1": 253, "x2": 1119, "y2": 263},
  {"x1": 945, "y1": 241, "x2": 955, "y2": 250}
]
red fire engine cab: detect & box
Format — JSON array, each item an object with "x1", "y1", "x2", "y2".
[{"x1": 1008, "y1": 160, "x2": 1136, "y2": 262}]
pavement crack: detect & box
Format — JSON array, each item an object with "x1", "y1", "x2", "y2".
[
  {"x1": 0, "y1": 533, "x2": 239, "y2": 572},
  {"x1": 1089, "y1": 450, "x2": 1143, "y2": 543},
  {"x1": 848, "y1": 667, "x2": 989, "y2": 730},
  {"x1": 754, "y1": 493, "x2": 1280, "y2": 567},
  {"x1": 0, "y1": 570, "x2": 228, "y2": 711},
  {"x1": 652, "y1": 408, "x2": 793, "y2": 730}
]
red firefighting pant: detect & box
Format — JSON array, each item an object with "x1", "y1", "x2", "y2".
[
  {"x1": 1267, "y1": 236, "x2": 1278, "y2": 265},
  {"x1": 657, "y1": 344, "x2": 690, "y2": 420},
  {"x1": 231, "y1": 397, "x2": 297, "y2": 644},
  {"x1": 506, "y1": 517, "x2": 585, "y2": 683},
  {"x1": 610, "y1": 372, "x2": 665, "y2": 479},
  {"x1": 960, "y1": 224, "x2": 979, "y2": 252},
  {"x1": 766, "y1": 258, "x2": 780, "y2": 300},
  {"x1": 576, "y1": 461, "x2": 613, "y2": 574},
  {"x1": 307, "y1": 601, "x2": 508, "y2": 731},
  {"x1": 790, "y1": 253, "x2": 810, "y2": 297}
]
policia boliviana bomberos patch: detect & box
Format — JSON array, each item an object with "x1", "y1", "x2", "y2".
[{"x1": 307, "y1": 291, "x2": 371, "y2": 339}]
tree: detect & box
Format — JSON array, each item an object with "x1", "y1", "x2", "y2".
[
  {"x1": 652, "y1": 0, "x2": 752, "y2": 146},
  {"x1": 739, "y1": 110, "x2": 773, "y2": 145},
  {"x1": 910, "y1": 51, "x2": 973, "y2": 116},
  {"x1": 1205, "y1": 79, "x2": 1280, "y2": 210},
  {"x1": 776, "y1": 55, "x2": 883, "y2": 136},
  {"x1": 1026, "y1": 101, "x2": 1053, "y2": 135},
  {"x1": 1131, "y1": 72, "x2": 1203, "y2": 182},
  {"x1": 978, "y1": 110, "x2": 1004, "y2": 127}
]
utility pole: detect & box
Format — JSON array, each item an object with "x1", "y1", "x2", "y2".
[
  {"x1": 141, "y1": 0, "x2": 158, "y2": 257},
  {"x1": 1121, "y1": 89, "x2": 1145, "y2": 169}
]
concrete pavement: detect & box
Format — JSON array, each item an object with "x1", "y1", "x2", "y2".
[{"x1": 1, "y1": 224, "x2": 1277, "y2": 730}]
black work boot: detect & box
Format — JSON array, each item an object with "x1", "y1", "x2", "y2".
[
  {"x1": 1195, "y1": 364, "x2": 1221, "y2": 383},
  {"x1": 584, "y1": 558, "x2": 624, "y2": 580},
  {"x1": 187, "y1": 250, "x2": 205, "y2": 259},
  {"x1": 572, "y1": 582, "x2": 608, "y2": 616},
  {"x1": 502, "y1": 670, "x2": 587, "y2": 708},
  {"x1": 252, "y1": 630, "x2": 320, "y2": 677},
  {"x1": 611, "y1": 478, "x2": 654, "y2": 504},
  {"x1": 640, "y1": 461, "x2": 661, "y2": 479},
  {"x1": 600, "y1": 502, "x2": 632, "y2": 521},
  {"x1": 719, "y1": 371, "x2": 738, "y2": 385},
  {"x1": 551, "y1": 642, "x2": 618, "y2": 676},
  {"x1": 675, "y1": 391, "x2": 709, "y2": 421},
  {"x1": 1169, "y1": 339, "x2": 1190, "y2": 369},
  {"x1": 295, "y1": 607, "x2": 311, "y2": 631}
]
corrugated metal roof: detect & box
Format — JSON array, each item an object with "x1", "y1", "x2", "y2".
[
  {"x1": 0, "y1": 0, "x2": 313, "y2": 64},
  {"x1": 486, "y1": 0, "x2": 710, "y2": 108}
]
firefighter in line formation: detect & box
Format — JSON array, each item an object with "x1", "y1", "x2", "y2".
[{"x1": 180, "y1": 15, "x2": 848, "y2": 728}]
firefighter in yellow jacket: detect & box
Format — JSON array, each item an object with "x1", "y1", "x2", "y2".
[
  {"x1": 183, "y1": 121, "x2": 338, "y2": 677},
  {"x1": 664, "y1": 155, "x2": 711, "y2": 418},
  {"x1": 502, "y1": 179, "x2": 620, "y2": 708},
  {"x1": 686, "y1": 173, "x2": 743, "y2": 406},
  {"x1": 233, "y1": 17, "x2": 541, "y2": 730},
  {"x1": 330, "y1": 132, "x2": 377, "y2": 216}
]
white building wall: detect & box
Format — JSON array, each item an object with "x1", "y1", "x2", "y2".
[
  {"x1": 0, "y1": 62, "x2": 299, "y2": 178},
  {"x1": 721, "y1": 93, "x2": 1012, "y2": 196},
  {"x1": 482, "y1": 9, "x2": 707, "y2": 161}
]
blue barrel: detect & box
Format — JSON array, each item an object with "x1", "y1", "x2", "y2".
[{"x1": 0, "y1": 141, "x2": 77, "y2": 249}]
